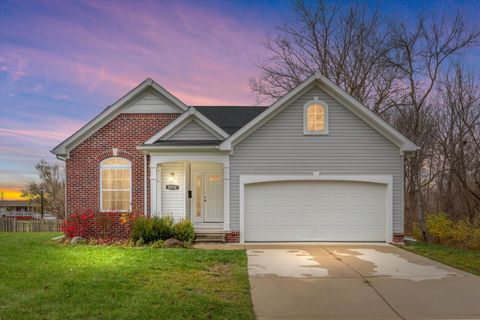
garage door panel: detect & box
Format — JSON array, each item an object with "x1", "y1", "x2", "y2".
[{"x1": 245, "y1": 180, "x2": 386, "y2": 242}]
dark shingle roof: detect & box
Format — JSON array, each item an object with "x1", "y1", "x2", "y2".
[
  {"x1": 145, "y1": 140, "x2": 222, "y2": 146},
  {"x1": 145, "y1": 106, "x2": 268, "y2": 147},
  {"x1": 195, "y1": 106, "x2": 268, "y2": 135}
]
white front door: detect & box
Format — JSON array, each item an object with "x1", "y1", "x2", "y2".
[
  {"x1": 193, "y1": 172, "x2": 224, "y2": 223},
  {"x1": 203, "y1": 173, "x2": 224, "y2": 222}
]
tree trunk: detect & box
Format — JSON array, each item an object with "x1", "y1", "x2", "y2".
[{"x1": 413, "y1": 159, "x2": 430, "y2": 242}]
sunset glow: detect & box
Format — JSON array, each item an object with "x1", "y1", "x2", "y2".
[{"x1": 0, "y1": 188, "x2": 24, "y2": 200}]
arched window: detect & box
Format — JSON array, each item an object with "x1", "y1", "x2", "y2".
[
  {"x1": 100, "y1": 157, "x2": 131, "y2": 211},
  {"x1": 304, "y1": 99, "x2": 329, "y2": 135}
]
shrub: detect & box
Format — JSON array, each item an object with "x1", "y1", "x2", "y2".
[
  {"x1": 61, "y1": 210, "x2": 94, "y2": 238},
  {"x1": 412, "y1": 213, "x2": 480, "y2": 250},
  {"x1": 152, "y1": 215, "x2": 174, "y2": 240},
  {"x1": 426, "y1": 212, "x2": 452, "y2": 243},
  {"x1": 411, "y1": 224, "x2": 423, "y2": 241},
  {"x1": 135, "y1": 238, "x2": 145, "y2": 247},
  {"x1": 151, "y1": 240, "x2": 164, "y2": 248},
  {"x1": 130, "y1": 214, "x2": 185, "y2": 245},
  {"x1": 173, "y1": 219, "x2": 196, "y2": 243},
  {"x1": 131, "y1": 216, "x2": 153, "y2": 243},
  {"x1": 61, "y1": 210, "x2": 140, "y2": 242}
]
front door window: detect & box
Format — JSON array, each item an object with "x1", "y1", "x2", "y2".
[
  {"x1": 192, "y1": 172, "x2": 223, "y2": 223},
  {"x1": 195, "y1": 175, "x2": 202, "y2": 218}
]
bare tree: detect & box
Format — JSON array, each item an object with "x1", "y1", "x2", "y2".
[
  {"x1": 22, "y1": 160, "x2": 65, "y2": 218},
  {"x1": 385, "y1": 14, "x2": 480, "y2": 240},
  {"x1": 251, "y1": 0, "x2": 401, "y2": 114},
  {"x1": 434, "y1": 65, "x2": 480, "y2": 219}
]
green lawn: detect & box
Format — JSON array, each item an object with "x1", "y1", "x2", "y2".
[
  {"x1": 0, "y1": 233, "x2": 254, "y2": 320},
  {"x1": 402, "y1": 242, "x2": 480, "y2": 276}
]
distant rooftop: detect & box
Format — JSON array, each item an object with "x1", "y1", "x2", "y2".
[{"x1": 0, "y1": 200, "x2": 39, "y2": 207}]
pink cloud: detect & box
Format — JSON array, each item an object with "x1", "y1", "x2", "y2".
[
  {"x1": 0, "y1": 0, "x2": 274, "y2": 192},
  {"x1": 0, "y1": 1, "x2": 268, "y2": 105},
  {"x1": 0, "y1": 115, "x2": 85, "y2": 146},
  {"x1": 0, "y1": 128, "x2": 66, "y2": 141}
]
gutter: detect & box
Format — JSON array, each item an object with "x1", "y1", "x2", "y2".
[
  {"x1": 51, "y1": 149, "x2": 67, "y2": 161},
  {"x1": 136, "y1": 145, "x2": 221, "y2": 151}
]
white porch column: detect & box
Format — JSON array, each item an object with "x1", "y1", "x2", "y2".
[
  {"x1": 149, "y1": 162, "x2": 159, "y2": 216},
  {"x1": 223, "y1": 162, "x2": 230, "y2": 231}
]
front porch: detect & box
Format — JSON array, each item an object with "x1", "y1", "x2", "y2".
[{"x1": 148, "y1": 153, "x2": 230, "y2": 234}]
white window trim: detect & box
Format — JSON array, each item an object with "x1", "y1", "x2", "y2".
[
  {"x1": 100, "y1": 158, "x2": 132, "y2": 212},
  {"x1": 239, "y1": 174, "x2": 393, "y2": 243},
  {"x1": 303, "y1": 98, "x2": 329, "y2": 135}
]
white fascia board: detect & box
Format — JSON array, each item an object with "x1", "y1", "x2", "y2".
[
  {"x1": 144, "y1": 107, "x2": 229, "y2": 144},
  {"x1": 145, "y1": 110, "x2": 193, "y2": 144},
  {"x1": 51, "y1": 79, "x2": 151, "y2": 156},
  {"x1": 219, "y1": 73, "x2": 318, "y2": 151},
  {"x1": 137, "y1": 145, "x2": 220, "y2": 152},
  {"x1": 51, "y1": 78, "x2": 189, "y2": 156},
  {"x1": 150, "y1": 80, "x2": 188, "y2": 112},
  {"x1": 317, "y1": 74, "x2": 419, "y2": 152},
  {"x1": 220, "y1": 71, "x2": 419, "y2": 153}
]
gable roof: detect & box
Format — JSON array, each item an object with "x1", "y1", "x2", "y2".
[
  {"x1": 195, "y1": 106, "x2": 268, "y2": 135},
  {"x1": 144, "y1": 107, "x2": 229, "y2": 144},
  {"x1": 52, "y1": 73, "x2": 418, "y2": 156},
  {"x1": 51, "y1": 78, "x2": 188, "y2": 157},
  {"x1": 219, "y1": 72, "x2": 419, "y2": 153}
]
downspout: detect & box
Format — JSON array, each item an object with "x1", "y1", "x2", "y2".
[
  {"x1": 54, "y1": 153, "x2": 68, "y2": 220},
  {"x1": 144, "y1": 154, "x2": 147, "y2": 216}
]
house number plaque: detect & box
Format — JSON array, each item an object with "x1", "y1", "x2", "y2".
[{"x1": 165, "y1": 185, "x2": 179, "y2": 190}]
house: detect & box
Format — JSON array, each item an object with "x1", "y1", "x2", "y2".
[
  {"x1": 52, "y1": 72, "x2": 418, "y2": 243},
  {"x1": 0, "y1": 200, "x2": 40, "y2": 220}
]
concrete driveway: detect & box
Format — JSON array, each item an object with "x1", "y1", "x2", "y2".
[{"x1": 246, "y1": 244, "x2": 480, "y2": 320}]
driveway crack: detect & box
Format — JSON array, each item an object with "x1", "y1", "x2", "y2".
[{"x1": 323, "y1": 247, "x2": 406, "y2": 320}]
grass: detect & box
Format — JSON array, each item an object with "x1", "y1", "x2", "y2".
[
  {"x1": 0, "y1": 233, "x2": 254, "y2": 320},
  {"x1": 402, "y1": 242, "x2": 480, "y2": 276}
]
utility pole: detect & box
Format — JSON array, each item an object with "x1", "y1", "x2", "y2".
[{"x1": 40, "y1": 190, "x2": 44, "y2": 219}]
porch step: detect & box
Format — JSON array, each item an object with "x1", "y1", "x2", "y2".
[{"x1": 195, "y1": 232, "x2": 226, "y2": 243}]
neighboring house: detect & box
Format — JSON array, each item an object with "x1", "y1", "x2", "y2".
[
  {"x1": 52, "y1": 72, "x2": 418, "y2": 243},
  {"x1": 0, "y1": 200, "x2": 40, "y2": 220}
]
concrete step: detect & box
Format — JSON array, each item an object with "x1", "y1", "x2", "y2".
[{"x1": 195, "y1": 232, "x2": 226, "y2": 243}]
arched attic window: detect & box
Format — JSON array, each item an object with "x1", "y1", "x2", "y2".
[
  {"x1": 303, "y1": 98, "x2": 329, "y2": 135},
  {"x1": 100, "y1": 157, "x2": 131, "y2": 212}
]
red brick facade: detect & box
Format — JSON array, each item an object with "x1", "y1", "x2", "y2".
[
  {"x1": 66, "y1": 113, "x2": 179, "y2": 215},
  {"x1": 225, "y1": 231, "x2": 240, "y2": 243},
  {"x1": 392, "y1": 233, "x2": 405, "y2": 243}
]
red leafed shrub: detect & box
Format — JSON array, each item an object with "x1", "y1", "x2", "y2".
[
  {"x1": 61, "y1": 210, "x2": 142, "y2": 242},
  {"x1": 61, "y1": 210, "x2": 94, "y2": 238}
]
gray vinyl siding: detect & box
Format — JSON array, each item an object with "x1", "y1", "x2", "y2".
[
  {"x1": 229, "y1": 85, "x2": 404, "y2": 234},
  {"x1": 122, "y1": 88, "x2": 182, "y2": 113},
  {"x1": 168, "y1": 120, "x2": 218, "y2": 140}
]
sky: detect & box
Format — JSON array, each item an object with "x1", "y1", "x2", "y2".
[{"x1": 0, "y1": 0, "x2": 479, "y2": 200}]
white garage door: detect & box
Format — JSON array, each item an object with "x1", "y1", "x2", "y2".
[{"x1": 245, "y1": 180, "x2": 387, "y2": 242}]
